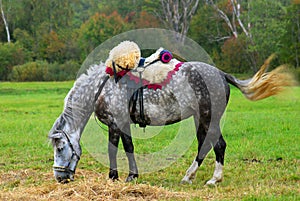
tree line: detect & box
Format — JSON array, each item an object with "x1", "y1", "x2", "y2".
[{"x1": 0, "y1": 0, "x2": 299, "y2": 81}]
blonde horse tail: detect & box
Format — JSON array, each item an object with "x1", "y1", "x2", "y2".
[{"x1": 225, "y1": 54, "x2": 297, "y2": 101}]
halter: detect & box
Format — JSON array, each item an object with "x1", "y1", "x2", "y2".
[{"x1": 52, "y1": 130, "x2": 81, "y2": 174}]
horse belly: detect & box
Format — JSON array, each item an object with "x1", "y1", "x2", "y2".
[
  {"x1": 140, "y1": 86, "x2": 197, "y2": 126},
  {"x1": 143, "y1": 102, "x2": 195, "y2": 126}
]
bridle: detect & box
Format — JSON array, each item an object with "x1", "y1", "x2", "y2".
[{"x1": 52, "y1": 130, "x2": 81, "y2": 174}]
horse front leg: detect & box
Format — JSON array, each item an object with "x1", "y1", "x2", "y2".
[
  {"x1": 120, "y1": 124, "x2": 138, "y2": 182},
  {"x1": 108, "y1": 125, "x2": 120, "y2": 180}
]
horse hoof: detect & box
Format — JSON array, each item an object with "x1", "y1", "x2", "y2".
[
  {"x1": 125, "y1": 173, "x2": 138, "y2": 182},
  {"x1": 180, "y1": 178, "x2": 192, "y2": 184},
  {"x1": 109, "y1": 169, "x2": 119, "y2": 181},
  {"x1": 205, "y1": 178, "x2": 220, "y2": 186}
]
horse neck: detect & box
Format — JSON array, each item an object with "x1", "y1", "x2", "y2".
[{"x1": 55, "y1": 63, "x2": 108, "y2": 140}]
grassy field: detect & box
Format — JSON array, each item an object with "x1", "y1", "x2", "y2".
[{"x1": 0, "y1": 81, "x2": 299, "y2": 200}]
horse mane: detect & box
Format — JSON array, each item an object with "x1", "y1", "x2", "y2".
[{"x1": 49, "y1": 63, "x2": 107, "y2": 138}]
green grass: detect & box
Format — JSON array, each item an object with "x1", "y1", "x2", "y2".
[{"x1": 0, "y1": 81, "x2": 299, "y2": 200}]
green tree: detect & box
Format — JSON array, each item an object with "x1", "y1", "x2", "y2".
[
  {"x1": 9, "y1": 1, "x2": 75, "y2": 62},
  {"x1": 189, "y1": 0, "x2": 291, "y2": 72},
  {"x1": 220, "y1": 36, "x2": 252, "y2": 73},
  {"x1": 98, "y1": 0, "x2": 145, "y2": 19},
  {"x1": 78, "y1": 11, "x2": 131, "y2": 59},
  {"x1": 0, "y1": 42, "x2": 30, "y2": 80},
  {"x1": 72, "y1": 0, "x2": 99, "y2": 28},
  {"x1": 134, "y1": 11, "x2": 161, "y2": 28},
  {"x1": 189, "y1": 4, "x2": 224, "y2": 63},
  {"x1": 245, "y1": 0, "x2": 287, "y2": 67},
  {"x1": 279, "y1": 3, "x2": 300, "y2": 68}
]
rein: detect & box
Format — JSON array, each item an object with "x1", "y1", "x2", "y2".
[{"x1": 94, "y1": 75, "x2": 110, "y2": 102}]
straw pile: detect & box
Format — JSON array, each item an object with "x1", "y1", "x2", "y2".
[{"x1": 0, "y1": 169, "x2": 190, "y2": 201}]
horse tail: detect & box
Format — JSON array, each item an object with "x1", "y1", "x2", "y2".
[{"x1": 224, "y1": 54, "x2": 297, "y2": 101}]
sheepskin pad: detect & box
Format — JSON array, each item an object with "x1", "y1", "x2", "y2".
[{"x1": 105, "y1": 41, "x2": 184, "y2": 90}]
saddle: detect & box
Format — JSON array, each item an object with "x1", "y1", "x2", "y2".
[{"x1": 105, "y1": 41, "x2": 184, "y2": 127}]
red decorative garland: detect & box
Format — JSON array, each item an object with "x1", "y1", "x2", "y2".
[
  {"x1": 105, "y1": 62, "x2": 184, "y2": 90},
  {"x1": 105, "y1": 67, "x2": 128, "y2": 77}
]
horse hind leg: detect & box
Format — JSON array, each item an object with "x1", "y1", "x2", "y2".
[
  {"x1": 206, "y1": 135, "x2": 226, "y2": 185},
  {"x1": 181, "y1": 119, "x2": 207, "y2": 184},
  {"x1": 181, "y1": 116, "x2": 224, "y2": 185},
  {"x1": 181, "y1": 159, "x2": 199, "y2": 184}
]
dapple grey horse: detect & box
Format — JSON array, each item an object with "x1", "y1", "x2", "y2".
[{"x1": 48, "y1": 49, "x2": 293, "y2": 184}]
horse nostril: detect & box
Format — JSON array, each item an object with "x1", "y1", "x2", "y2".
[{"x1": 56, "y1": 176, "x2": 62, "y2": 182}]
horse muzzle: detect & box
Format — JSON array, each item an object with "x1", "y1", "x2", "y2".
[{"x1": 53, "y1": 166, "x2": 75, "y2": 183}]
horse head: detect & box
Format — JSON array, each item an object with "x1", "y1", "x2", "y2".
[{"x1": 48, "y1": 116, "x2": 82, "y2": 183}]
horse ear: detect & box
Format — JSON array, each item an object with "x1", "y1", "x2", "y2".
[{"x1": 49, "y1": 132, "x2": 63, "y2": 139}]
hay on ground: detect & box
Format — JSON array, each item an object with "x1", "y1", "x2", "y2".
[{"x1": 0, "y1": 169, "x2": 190, "y2": 201}]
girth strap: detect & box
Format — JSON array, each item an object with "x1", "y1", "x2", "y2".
[
  {"x1": 139, "y1": 87, "x2": 145, "y2": 123},
  {"x1": 138, "y1": 71, "x2": 145, "y2": 126},
  {"x1": 129, "y1": 86, "x2": 147, "y2": 128}
]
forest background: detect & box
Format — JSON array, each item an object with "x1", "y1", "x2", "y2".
[{"x1": 0, "y1": 0, "x2": 299, "y2": 81}]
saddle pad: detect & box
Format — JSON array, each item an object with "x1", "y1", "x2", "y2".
[{"x1": 127, "y1": 60, "x2": 184, "y2": 90}]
